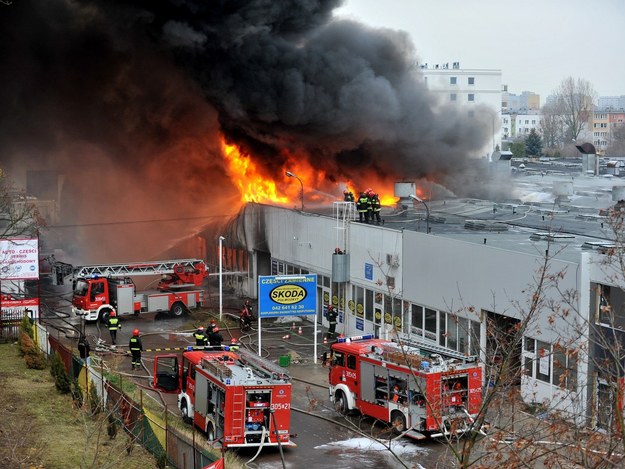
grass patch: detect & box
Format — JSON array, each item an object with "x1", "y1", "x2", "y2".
[{"x1": 0, "y1": 343, "x2": 158, "y2": 469}]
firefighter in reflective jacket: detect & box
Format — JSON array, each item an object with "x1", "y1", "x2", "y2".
[
  {"x1": 107, "y1": 311, "x2": 120, "y2": 345},
  {"x1": 194, "y1": 326, "x2": 208, "y2": 346},
  {"x1": 356, "y1": 192, "x2": 371, "y2": 223},
  {"x1": 326, "y1": 305, "x2": 338, "y2": 339},
  {"x1": 129, "y1": 329, "x2": 143, "y2": 370}
]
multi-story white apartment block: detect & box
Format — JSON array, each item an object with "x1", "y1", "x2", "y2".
[
  {"x1": 420, "y1": 62, "x2": 502, "y2": 157},
  {"x1": 505, "y1": 91, "x2": 541, "y2": 113},
  {"x1": 598, "y1": 95, "x2": 625, "y2": 111}
]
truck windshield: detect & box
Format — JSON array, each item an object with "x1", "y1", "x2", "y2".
[{"x1": 74, "y1": 279, "x2": 89, "y2": 296}]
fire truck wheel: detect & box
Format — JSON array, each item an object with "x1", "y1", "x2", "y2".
[
  {"x1": 181, "y1": 401, "x2": 192, "y2": 424},
  {"x1": 99, "y1": 309, "x2": 112, "y2": 324},
  {"x1": 334, "y1": 390, "x2": 349, "y2": 415},
  {"x1": 169, "y1": 302, "x2": 186, "y2": 317},
  {"x1": 390, "y1": 410, "x2": 406, "y2": 435},
  {"x1": 206, "y1": 423, "x2": 215, "y2": 442}
]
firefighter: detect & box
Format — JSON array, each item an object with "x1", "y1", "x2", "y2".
[
  {"x1": 129, "y1": 329, "x2": 143, "y2": 370},
  {"x1": 326, "y1": 305, "x2": 338, "y2": 339},
  {"x1": 107, "y1": 310, "x2": 120, "y2": 345},
  {"x1": 370, "y1": 192, "x2": 382, "y2": 225},
  {"x1": 229, "y1": 337, "x2": 240, "y2": 352},
  {"x1": 343, "y1": 190, "x2": 355, "y2": 202},
  {"x1": 78, "y1": 334, "x2": 91, "y2": 367},
  {"x1": 356, "y1": 191, "x2": 371, "y2": 223},
  {"x1": 209, "y1": 326, "x2": 223, "y2": 347},
  {"x1": 194, "y1": 326, "x2": 208, "y2": 346},
  {"x1": 207, "y1": 319, "x2": 217, "y2": 334},
  {"x1": 240, "y1": 303, "x2": 253, "y2": 331}
]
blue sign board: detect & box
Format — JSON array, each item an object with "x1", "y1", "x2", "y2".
[
  {"x1": 365, "y1": 263, "x2": 373, "y2": 280},
  {"x1": 356, "y1": 318, "x2": 364, "y2": 331},
  {"x1": 258, "y1": 274, "x2": 317, "y2": 318}
]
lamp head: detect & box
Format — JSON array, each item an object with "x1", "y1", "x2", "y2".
[
  {"x1": 409, "y1": 194, "x2": 423, "y2": 202},
  {"x1": 285, "y1": 171, "x2": 295, "y2": 178}
]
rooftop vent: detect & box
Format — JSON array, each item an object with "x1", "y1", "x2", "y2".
[
  {"x1": 529, "y1": 232, "x2": 575, "y2": 242},
  {"x1": 581, "y1": 241, "x2": 615, "y2": 253},
  {"x1": 464, "y1": 220, "x2": 509, "y2": 232}
]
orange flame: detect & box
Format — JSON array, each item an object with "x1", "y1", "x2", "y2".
[
  {"x1": 222, "y1": 139, "x2": 289, "y2": 204},
  {"x1": 222, "y1": 137, "x2": 400, "y2": 207}
]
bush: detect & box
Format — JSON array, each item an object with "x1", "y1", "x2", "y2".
[
  {"x1": 50, "y1": 351, "x2": 71, "y2": 393},
  {"x1": 19, "y1": 332, "x2": 46, "y2": 369}
]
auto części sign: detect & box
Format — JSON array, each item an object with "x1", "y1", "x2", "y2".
[{"x1": 258, "y1": 274, "x2": 317, "y2": 318}]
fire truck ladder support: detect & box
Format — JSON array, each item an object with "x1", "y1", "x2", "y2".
[
  {"x1": 232, "y1": 388, "x2": 245, "y2": 435},
  {"x1": 239, "y1": 349, "x2": 290, "y2": 379},
  {"x1": 396, "y1": 333, "x2": 477, "y2": 363}
]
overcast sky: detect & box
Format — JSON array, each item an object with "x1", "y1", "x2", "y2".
[{"x1": 335, "y1": 0, "x2": 625, "y2": 102}]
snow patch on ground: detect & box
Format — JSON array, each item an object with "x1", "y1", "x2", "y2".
[{"x1": 316, "y1": 436, "x2": 427, "y2": 459}]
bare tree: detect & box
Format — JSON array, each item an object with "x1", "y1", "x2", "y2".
[
  {"x1": 606, "y1": 124, "x2": 625, "y2": 157},
  {"x1": 0, "y1": 172, "x2": 46, "y2": 239},
  {"x1": 540, "y1": 100, "x2": 567, "y2": 150},
  {"x1": 552, "y1": 77, "x2": 597, "y2": 143}
]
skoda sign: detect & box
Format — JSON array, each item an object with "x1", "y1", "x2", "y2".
[{"x1": 258, "y1": 274, "x2": 317, "y2": 318}]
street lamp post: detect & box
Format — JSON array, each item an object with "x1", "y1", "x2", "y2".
[
  {"x1": 409, "y1": 194, "x2": 430, "y2": 234},
  {"x1": 285, "y1": 171, "x2": 304, "y2": 211},
  {"x1": 219, "y1": 236, "x2": 225, "y2": 321}
]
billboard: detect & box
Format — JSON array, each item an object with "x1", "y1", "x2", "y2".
[
  {"x1": 258, "y1": 274, "x2": 317, "y2": 318},
  {"x1": 0, "y1": 297, "x2": 40, "y2": 321},
  {"x1": 0, "y1": 238, "x2": 39, "y2": 280}
]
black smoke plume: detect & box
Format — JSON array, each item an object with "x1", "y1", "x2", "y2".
[{"x1": 0, "y1": 0, "x2": 494, "y2": 260}]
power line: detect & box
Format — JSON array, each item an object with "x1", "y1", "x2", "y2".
[{"x1": 48, "y1": 213, "x2": 236, "y2": 229}]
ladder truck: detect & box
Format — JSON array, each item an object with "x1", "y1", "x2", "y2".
[
  {"x1": 49, "y1": 258, "x2": 208, "y2": 322},
  {"x1": 152, "y1": 346, "x2": 295, "y2": 450},
  {"x1": 328, "y1": 334, "x2": 485, "y2": 440}
]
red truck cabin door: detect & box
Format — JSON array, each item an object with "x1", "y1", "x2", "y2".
[{"x1": 153, "y1": 354, "x2": 180, "y2": 393}]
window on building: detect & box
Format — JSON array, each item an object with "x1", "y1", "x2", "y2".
[
  {"x1": 450, "y1": 77, "x2": 457, "y2": 85},
  {"x1": 411, "y1": 304, "x2": 423, "y2": 336},
  {"x1": 365, "y1": 289, "x2": 373, "y2": 322},
  {"x1": 468, "y1": 94, "x2": 475, "y2": 102},
  {"x1": 468, "y1": 77, "x2": 475, "y2": 85},
  {"x1": 439, "y1": 311, "x2": 446, "y2": 346},
  {"x1": 424, "y1": 308, "x2": 437, "y2": 341},
  {"x1": 536, "y1": 340, "x2": 551, "y2": 383},
  {"x1": 450, "y1": 93, "x2": 457, "y2": 101}
]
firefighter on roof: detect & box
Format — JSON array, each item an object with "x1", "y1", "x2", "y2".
[
  {"x1": 107, "y1": 310, "x2": 120, "y2": 345},
  {"x1": 194, "y1": 326, "x2": 208, "y2": 346},
  {"x1": 129, "y1": 329, "x2": 143, "y2": 370},
  {"x1": 370, "y1": 193, "x2": 382, "y2": 225},
  {"x1": 357, "y1": 191, "x2": 371, "y2": 223}
]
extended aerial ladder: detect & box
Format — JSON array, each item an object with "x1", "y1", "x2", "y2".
[{"x1": 48, "y1": 257, "x2": 208, "y2": 288}]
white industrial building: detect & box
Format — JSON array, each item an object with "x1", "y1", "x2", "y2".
[
  {"x1": 420, "y1": 62, "x2": 502, "y2": 158},
  {"x1": 208, "y1": 172, "x2": 625, "y2": 430}
]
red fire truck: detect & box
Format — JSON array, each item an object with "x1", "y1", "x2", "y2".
[
  {"x1": 153, "y1": 346, "x2": 295, "y2": 449},
  {"x1": 328, "y1": 334, "x2": 484, "y2": 440},
  {"x1": 49, "y1": 258, "x2": 207, "y2": 321}
]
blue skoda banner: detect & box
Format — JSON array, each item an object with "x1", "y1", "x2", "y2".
[{"x1": 258, "y1": 274, "x2": 317, "y2": 318}]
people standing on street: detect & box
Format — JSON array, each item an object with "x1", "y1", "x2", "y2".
[
  {"x1": 326, "y1": 305, "x2": 338, "y2": 339},
  {"x1": 207, "y1": 319, "x2": 217, "y2": 334},
  {"x1": 370, "y1": 192, "x2": 382, "y2": 225},
  {"x1": 129, "y1": 329, "x2": 143, "y2": 370},
  {"x1": 357, "y1": 191, "x2": 371, "y2": 223},
  {"x1": 78, "y1": 335, "x2": 91, "y2": 366},
  {"x1": 107, "y1": 310, "x2": 120, "y2": 345},
  {"x1": 209, "y1": 326, "x2": 224, "y2": 347},
  {"x1": 194, "y1": 326, "x2": 208, "y2": 346}
]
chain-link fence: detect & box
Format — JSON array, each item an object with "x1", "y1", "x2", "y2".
[{"x1": 47, "y1": 334, "x2": 221, "y2": 469}]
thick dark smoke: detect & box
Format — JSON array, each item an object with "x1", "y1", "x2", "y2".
[{"x1": 0, "y1": 0, "x2": 495, "y2": 261}]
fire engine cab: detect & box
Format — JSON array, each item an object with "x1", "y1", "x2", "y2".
[
  {"x1": 328, "y1": 334, "x2": 484, "y2": 440},
  {"x1": 153, "y1": 346, "x2": 295, "y2": 449}
]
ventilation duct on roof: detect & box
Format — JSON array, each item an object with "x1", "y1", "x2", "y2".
[
  {"x1": 529, "y1": 232, "x2": 575, "y2": 242},
  {"x1": 464, "y1": 220, "x2": 508, "y2": 232}
]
